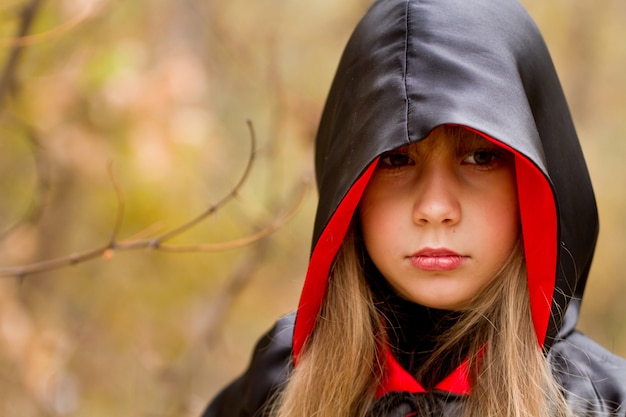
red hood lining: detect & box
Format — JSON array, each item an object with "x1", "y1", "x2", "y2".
[
  {"x1": 293, "y1": 161, "x2": 378, "y2": 363},
  {"x1": 294, "y1": 130, "x2": 557, "y2": 395}
]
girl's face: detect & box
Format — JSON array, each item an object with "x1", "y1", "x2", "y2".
[{"x1": 359, "y1": 127, "x2": 520, "y2": 310}]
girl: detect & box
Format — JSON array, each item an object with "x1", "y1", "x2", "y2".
[{"x1": 204, "y1": 0, "x2": 626, "y2": 416}]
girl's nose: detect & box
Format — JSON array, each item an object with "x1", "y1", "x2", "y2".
[{"x1": 412, "y1": 164, "x2": 461, "y2": 226}]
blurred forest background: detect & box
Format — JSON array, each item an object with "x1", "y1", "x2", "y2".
[{"x1": 0, "y1": 0, "x2": 625, "y2": 415}]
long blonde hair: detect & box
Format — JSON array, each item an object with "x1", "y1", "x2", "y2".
[{"x1": 270, "y1": 226, "x2": 571, "y2": 417}]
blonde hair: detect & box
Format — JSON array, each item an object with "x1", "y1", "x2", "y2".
[
  {"x1": 270, "y1": 227, "x2": 383, "y2": 416},
  {"x1": 270, "y1": 224, "x2": 572, "y2": 417},
  {"x1": 435, "y1": 239, "x2": 571, "y2": 417}
]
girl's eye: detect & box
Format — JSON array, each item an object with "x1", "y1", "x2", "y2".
[
  {"x1": 463, "y1": 150, "x2": 499, "y2": 167},
  {"x1": 379, "y1": 153, "x2": 414, "y2": 168}
]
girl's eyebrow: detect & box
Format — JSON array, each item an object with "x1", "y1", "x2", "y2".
[
  {"x1": 454, "y1": 134, "x2": 500, "y2": 155},
  {"x1": 387, "y1": 145, "x2": 411, "y2": 153},
  {"x1": 379, "y1": 145, "x2": 412, "y2": 158}
]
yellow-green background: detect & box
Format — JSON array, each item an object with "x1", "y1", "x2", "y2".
[{"x1": 0, "y1": 1, "x2": 624, "y2": 415}]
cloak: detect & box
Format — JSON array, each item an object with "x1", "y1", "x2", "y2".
[{"x1": 204, "y1": 0, "x2": 626, "y2": 415}]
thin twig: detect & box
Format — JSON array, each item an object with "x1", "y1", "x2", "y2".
[
  {"x1": 0, "y1": 122, "x2": 307, "y2": 278},
  {"x1": 150, "y1": 179, "x2": 308, "y2": 252},
  {"x1": 4, "y1": 245, "x2": 112, "y2": 279},
  {"x1": 0, "y1": 186, "x2": 305, "y2": 275},
  {"x1": 149, "y1": 119, "x2": 257, "y2": 247}
]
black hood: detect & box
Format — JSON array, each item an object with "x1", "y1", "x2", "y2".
[{"x1": 294, "y1": 0, "x2": 598, "y2": 395}]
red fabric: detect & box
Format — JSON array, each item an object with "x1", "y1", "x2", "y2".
[
  {"x1": 293, "y1": 161, "x2": 379, "y2": 361},
  {"x1": 513, "y1": 156, "x2": 556, "y2": 346},
  {"x1": 466, "y1": 127, "x2": 557, "y2": 346},
  {"x1": 376, "y1": 348, "x2": 472, "y2": 397},
  {"x1": 433, "y1": 358, "x2": 472, "y2": 394},
  {"x1": 376, "y1": 348, "x2": 427, "y2": 397}
]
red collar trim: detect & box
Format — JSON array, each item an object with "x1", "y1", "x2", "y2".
[
  {"x1": 376, "y1": 348, "x2": 426, "y2": 396},
  {"x1": 376, "y1": 347, "x2": 471, "y2": 397}
]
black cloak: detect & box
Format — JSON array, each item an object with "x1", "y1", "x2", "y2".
[{"x1": 204, "y1": 0, "x2": 626, "y2": 415}]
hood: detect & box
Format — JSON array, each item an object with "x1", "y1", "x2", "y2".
[{"x1": 294, "y1": 0, "x2": 598, "y2": 395}]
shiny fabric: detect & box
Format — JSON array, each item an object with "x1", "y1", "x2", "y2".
[
  {"x1": 203, "y1": 0, "x2": 626, "y2": 415},
  {"x1": 204, "y1": 313, "x2": 626, "y2": 416}
]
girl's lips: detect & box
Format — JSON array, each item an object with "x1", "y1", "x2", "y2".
[{"x1": 409, "y1": 248, "x2": 466, "y2": 272}]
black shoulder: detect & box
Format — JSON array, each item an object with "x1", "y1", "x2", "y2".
[
  {"x1": 201, "y1": 313, "x2": 295, "y2": 417},
  {"x1": 549, "y1": 330, "x2": 626, "y2": 416}
]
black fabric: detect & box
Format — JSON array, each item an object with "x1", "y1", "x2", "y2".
[
  {"x1": 364, "y1": 391, "x2": 465, "y2": 417},
  {"x1": 311, "y1": 0, "x2": 597, "y2": 349},
  {"x1": 365, "y1": 392, "x2": 421, "y2": 417},
  {"x1": 380, "y1": 299, "x2": 465, "y2": 390},
  {"x1": 367, "y1": 265, "x2": 465, "y2": 389},
  {"x1": 203, "y1": 314, "x2": 626, "y2": 416},
  {"x1": 202, "y1": 315, "x2": 293, "y2": 417}
]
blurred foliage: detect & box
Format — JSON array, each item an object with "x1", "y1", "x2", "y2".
[{"x1": 0, "y1": 0, "x2": 624, "y2": 415}]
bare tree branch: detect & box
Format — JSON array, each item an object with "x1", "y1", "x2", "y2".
[
  {"x1": 151, "y1": 180, "x2": 308, "y2": 253},
  {"x1": 148, "y1": 120, "x2": 257, "y2": 247},
  {"x1": 0, "y1": 121, "x2": 309, "y2": 278}
]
